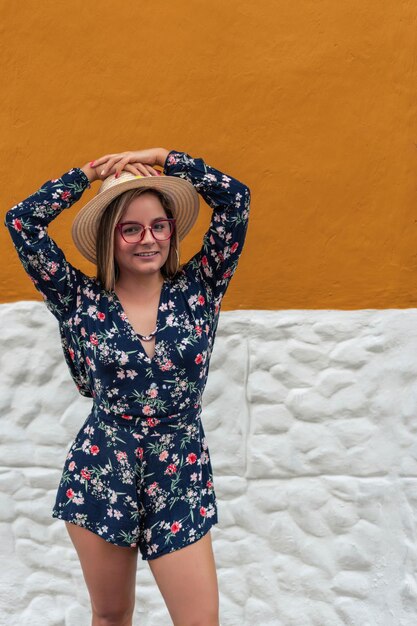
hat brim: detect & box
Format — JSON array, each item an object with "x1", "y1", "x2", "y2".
[{"x1": 72, "y1": 174, "x2": 200, "y2": 264}]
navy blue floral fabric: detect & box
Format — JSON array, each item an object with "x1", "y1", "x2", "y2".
[{"x1": 4, "y1": 150, "x2": 250, "y2": 560}]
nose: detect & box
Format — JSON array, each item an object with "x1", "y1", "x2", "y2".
[{"x1": 141, "y1": 226, "x2": 156, "y2": 244}]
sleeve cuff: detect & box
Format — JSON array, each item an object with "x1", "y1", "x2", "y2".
[
  {"x1": 72, "y1": 167, "x2": 92, "y2": 189},
  {"x1": 163, "y1": 150, "x2": 181, "y2": 174}
]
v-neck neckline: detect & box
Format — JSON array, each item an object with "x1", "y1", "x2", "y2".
[{"x1": 111, "y1": 278, "x2": 168, "y2": 364}]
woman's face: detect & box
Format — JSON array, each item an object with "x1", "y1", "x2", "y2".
[{"x1": 114, "y1": 192, "x2": 172, "y2": 281}]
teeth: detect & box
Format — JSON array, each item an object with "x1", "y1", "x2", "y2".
[{"x1": 136, "y1": 252, "x2": 157, "y2": 257}]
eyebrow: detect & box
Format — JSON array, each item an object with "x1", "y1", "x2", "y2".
[{"x1": 121, "y1": 218, "x2": 167, "y2": 224}]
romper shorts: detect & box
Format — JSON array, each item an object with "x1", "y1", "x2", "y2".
[{"x1": 52, "y1": 407, "x2": 219, "y2": 560}]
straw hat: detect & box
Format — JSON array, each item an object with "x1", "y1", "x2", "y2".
[{"x1": 72, "y1": 170, "x2": 200, "y2": 264}]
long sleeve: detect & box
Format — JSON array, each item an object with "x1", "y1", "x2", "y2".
[
  {"x1": 163, "y1": 150, "x2": 251, "y2": 310},
  {"x1": 4, "y1": 168, "x2": 91, "y2": 323}
]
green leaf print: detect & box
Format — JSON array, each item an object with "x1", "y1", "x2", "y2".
[
  {"x1": 147, "y1": 441, "x2": 167, "y2": 456},
  {"x1": 130, "y1": 390, "x2": 169, "y2": 413},
  {"x1": 61, "y1": 470, "x2": 73, "y2": 485},
  {"x1": 117, "y1": 530, "x2": 137, "y2": 545}
]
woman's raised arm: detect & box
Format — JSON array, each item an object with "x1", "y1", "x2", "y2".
[
  {"x1": 164, "y1": 150, "x2": 251, "y2": 314},
  {"x1": 4, "y1": 167, "x2": 92, "y2": 322}
]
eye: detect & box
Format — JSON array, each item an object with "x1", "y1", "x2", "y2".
[
  {"x1": 152, "y1": 220, "x2": 168, "y2": 231},
  {"x1": 122, "y1": 225, "x2": 141, "y2": 235}
]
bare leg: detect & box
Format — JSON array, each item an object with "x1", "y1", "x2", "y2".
[
  {"x1": 148, "y1": 530, "x2": 219, "y2": 626},
  {"x1": 65, "y1": 522, "x2": 138, "y2": 626}
]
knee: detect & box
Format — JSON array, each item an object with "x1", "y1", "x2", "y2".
[{"x1": 92, "y1": 606, "x2": 134, "y2": 626}]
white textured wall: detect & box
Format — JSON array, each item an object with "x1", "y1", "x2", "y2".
[{"x1": 1, "y1": 302, "x2": 417, "y2": 626}]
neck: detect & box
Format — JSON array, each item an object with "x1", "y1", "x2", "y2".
[{"x1": 115, "y1": 271, "x2": 164, "y2": 297}]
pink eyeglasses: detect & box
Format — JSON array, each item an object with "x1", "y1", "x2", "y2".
[{"x1": 115, "y1": 219, "x2": 176, "y2": 243}]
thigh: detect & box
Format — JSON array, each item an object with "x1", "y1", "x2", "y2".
[
  {"x1": 148, "y1": 530, "x2": 219, "y2": 626},
  {"x1": 65, "y1": 522, "x2": 138, "y2": 618}
]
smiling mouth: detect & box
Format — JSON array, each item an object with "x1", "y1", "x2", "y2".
[{"x1": 134, "y1": 252, "x2": 159, "y2": 257}]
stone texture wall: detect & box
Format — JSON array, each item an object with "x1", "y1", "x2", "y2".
[{"x1": 1, "y1": 302, "x2": 417, "y2": 626}]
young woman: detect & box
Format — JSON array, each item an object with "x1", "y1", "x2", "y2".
[{"x1": 4, "y1": 147, "x2": 250, "y2": 626}]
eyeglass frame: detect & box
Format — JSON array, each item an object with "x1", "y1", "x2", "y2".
[{"x1": 115, "y1": 218, "x2": 177, "y2": 244}]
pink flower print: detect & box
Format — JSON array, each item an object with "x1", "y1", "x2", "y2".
[
  {"x1": 85, "y1": 356, "x2": 96, "y2": 371},
  {"x1": 148, "y1": 388, "x2": 158, "y2": 398},
  {"x1": 195, "y1": 325, "x2": 202, "y2": 337},
  {"x1": 68, "y1": 348, "x2": 75, "y2": 361},
  {"x1": 61, "y1": 190, "x2": 71, "y2": 201},
  {"x1": 230, "y1": 241, "x2": 239, "y2": 253},
  {"x1": 160, "y1": 359, "x2": 174, "y2": 371},
  {"x1": 126, "y1": 369, "x2": 137, "y2": 380},
  {"x1": 195, "y1": 354, "x2": 203, "y2": 365},
  {"x1": 159, "y1": 450, "x2": 169, "y2": 462},
  {"x1": 135, "y1": 447, "x2": 144, "y2": 460},
  {"x1": 97, "y1": 312, "x2": 106, "y2": 321},
  {"x1": 165, "y1": 463, "x2": 177, "y2": 476},
  {"x1": 90, "y1": 445, "x2": 100, "y2": 455},
  {"x1": 143, "y1": 405, "x2": 153, "y2": 416},
  {"x1": 201, "y1": 255, "x2": 208, "y2": 267},
  {"x1": 200, "y1": 507, "x2": 207, "y2": 517},
  {"x1": 80, "y1": 327, "x2": 87, "y2": 337},
  {"x1": 119, "y1": 352, "x2": 129, "y2": 365},
  {"x1": 146, "y1": 417, "x2": 157, "y2": 427},
  {"x1": 206, "y1": 480, "x2": 213, "y2": 488},
  {"x1": 68, "y1": 461, "x2": 76, "y2": 471},
  {"x1": 81, "y1": 468, "x2": 91, "y2": 480},
  {"x1": 49, "y1": 262, "x2": 58, "y2": 275},
  {"x1": 171, "y1": 521, "x2": 182, "y2": 534},
  {"x1": 167, "y1": 153, "x2": 179, "y2": 166},
  {"x1": 205, "y1": 324, "x2": 210, "y2": 335},
  {"x1": 186, "y1": 453, "x2": 197, "y2": 465},
  {"x1": 223, "y1": 269, "x2": 232, "y2": 279},
  {"x1": 66, "y1": 488, "x2": 74, "y2": 499},
  {"x1": 12, "y1": 218, "x2": 22, "y2": 231},
  {"x1": 116, "y1": 451, "x2": 127, "y2": 462},
  {"x1": 147, "y1": 481, "x2": 158, "y2": 495},
  {"x1": 121, "y1": 414, "x2": 132, "y2": 420},
  {"x1": 90, "y1": 333, "x2": 98, "y2": 346}
]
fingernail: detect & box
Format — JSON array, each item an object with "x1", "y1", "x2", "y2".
[
  {"x1": 90, "y1": 161, "x2": 95, "y2": 167},
  {"x1": 101, "y1": 170, "x2": 105, "y2": 176},
  {"x1": 115, "y1": 172, "x2": 119, "y2": 178}
]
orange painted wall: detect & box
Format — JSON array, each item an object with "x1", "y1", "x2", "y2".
[{"x1": 2, "y1": 1, "x2": 417, "y2": 310}]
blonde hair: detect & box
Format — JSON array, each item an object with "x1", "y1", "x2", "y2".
[{"x1": 96, "y1": 188, "x2": 183, "y2": 291}]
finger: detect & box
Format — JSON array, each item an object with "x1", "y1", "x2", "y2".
[
  {"x1": 144, "y1": 164, "x2": 161, "y2": 176},
  {"x1": 113, "y1": 156, "x2": 141, "y2": 178},
  {"x1": 90, "y1": 154, "x2": 118, "y2": 167},
  {"x1": 133, "y1": 162, "x2": 153, "y2": 177},
  {"x1": 123, "y1": 163, "x2": 143, "y2": 176},
  {"x1": 100, "y1": 156, "x2": 127, "y2": 177},
  {"x1": 133, "y1": 162, "x2": 161, "y2": 176}
]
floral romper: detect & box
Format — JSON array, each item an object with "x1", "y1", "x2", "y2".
[{"x1": 4, "y1": 150, "x2": 251, "y2": 561}]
